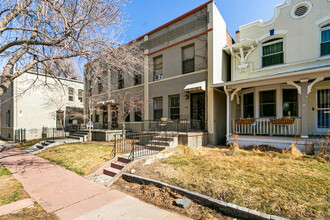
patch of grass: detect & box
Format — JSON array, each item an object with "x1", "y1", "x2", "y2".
[
  {"x1": 134, "y1": 146, "x2": 330, "y2": 219},
  {"x1": 36, "y1": 143, "x2": 113, "y2": 176},
  {"x1": 0, "y1": 166, "x2": 11, "y2": 176},
  {"x1": 16, "y1": 139, "x2": 45, "y2": 150},
  {"x1": 0, "y1": 165, "x2": 29, "y2": 206},
  {"x1": 0, "y1": 205, "x2": 59, "y2": 220}
]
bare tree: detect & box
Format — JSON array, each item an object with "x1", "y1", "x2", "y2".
[
  {"x1": 84, "y1": 41, "x2": 145, "y2": 140},
  {"x1": 0, "y1": 0, "x2": 127, "y2": 97}
]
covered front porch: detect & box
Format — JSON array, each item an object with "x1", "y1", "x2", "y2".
[{"x1": 214, "y1": 66, "x2": 330, "y2": 149}]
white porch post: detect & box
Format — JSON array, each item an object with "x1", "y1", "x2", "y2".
[
  {"x1": 107, "y1": 104, "x2": 112, "y2": 129},
  {"x1": 300, "y1": 81, "x2": 308, "y2": 138},
  {"x1": 225, "y1": 87, "x2": 232, "y2": 142}
]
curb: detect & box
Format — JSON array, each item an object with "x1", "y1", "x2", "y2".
[{"x1": 122, "y1": 173, "x2": 289, "y2": 220}]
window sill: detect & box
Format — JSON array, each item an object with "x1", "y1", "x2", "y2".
[
  {"x1": 259, "y1": 63, "x2": 287, "y2": 71},
  {"x1": 316, "y1": 55, "x2": 330, "y2": 61}
]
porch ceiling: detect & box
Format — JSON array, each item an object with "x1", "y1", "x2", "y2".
[{"x1": 213, "y1": 66, "x2": 330, "y2": 90}]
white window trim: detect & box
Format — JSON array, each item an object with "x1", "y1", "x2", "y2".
[
  {"x1": 290, "y1": 1, "x2": 312, "y2": 19},
  {"x1": 260, "y1": 37, "x2": 285, "y2": 69},
  {"x1": 319, "y1": 22, "x2": 330, "y2": 57}
]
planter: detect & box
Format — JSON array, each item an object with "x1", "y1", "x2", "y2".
[
  {"x1": 270, "y1": 118, "x2": 295, "y2": 125},
  {"x1": 236, "y1": 119, "x2": 254, "y2": 125}
]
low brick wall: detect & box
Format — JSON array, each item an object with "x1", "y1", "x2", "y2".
[{"x1": 122, "y1": 173, "x2": 288, "y2": 220}]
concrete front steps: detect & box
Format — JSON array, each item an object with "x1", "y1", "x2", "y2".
[
  {"x1": 145, "y1": 133, "x2": 178, "y2": 151},
  {"x1": 67, "y1": 130, "x2": 89, "y2": 142},
  {"x1": 103, "y1": 156, "x2": 131, "y2": 177}
]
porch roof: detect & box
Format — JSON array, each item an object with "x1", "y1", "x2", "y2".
[
  {"x1": 212, "y1": 65, "x2": 330, "y2": 90},
  {"x1": 184, "y1": 81, "x2": 206, "y2": 92}
]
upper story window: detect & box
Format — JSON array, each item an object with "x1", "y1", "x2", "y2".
[
  {"x1": 182, "y1": 44, "x2": 195, "y2": 74},
  {"x1": 88, "y1": 80, "x2": 92, "y2": 96},
  {"x1": 68, "y1": 88, "x2": 74, "y2": 101},
  {"x1": 262, "y1": 38, "x2": 284, "y2": 67},
  {"x1": 134, "y1": 74, "x2": 142, "y2": 85},
  {"x1": 118, "y1": 72, "x2": 124, "y2": 89},
  {"x1": 321, "y1": 23, "x2": 330, "y2": 56},
  {"x1": 78, "y1": 89, "x2": 83, "y2": 102},
  {"x1": 97, "y1": 79, "x2": 103, "y2": 94},
  {"x1": 153, "y1": 56, "x2": 163, "y2": 81}
]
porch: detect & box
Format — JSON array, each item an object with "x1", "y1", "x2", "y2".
[{"x1": 213, "y1": 67, "x2": 330, "y2": 149}]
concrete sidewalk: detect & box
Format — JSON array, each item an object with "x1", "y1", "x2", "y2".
[{"x1": 0, "y1": 146, "x2": 190, "y2": 219}]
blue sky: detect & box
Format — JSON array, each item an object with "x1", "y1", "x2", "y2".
[{"x1": 123, "y1": 0, "x2": 285, "y2": 42}]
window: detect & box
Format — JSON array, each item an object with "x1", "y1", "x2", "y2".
[
  {"x1": 6, "y1": 110, "x2": 10, "y2": 126},
  {"x1": 182, "y1": 44, "x2": 195, "y2": 74},
  {"x1": 68, "y1": 88, "x2": 74, "y2": 101},
  {"x1": 243, "y1": 93, "x2": 254, "y2": 118},
  {"x1": 283, "y1": 89, "x2": 298, "y2": 117},
  {"x1": 169, "y1": 95, "x2": 180, "y2": 120},
  {"x1": 153, "y1": 56, "x2": 163, "y2": 81},
  {"x1": 321, "y1": 23, "x2": 330, "y2": 56},
  {"x1": 294, "y1": 5, "x2": 308, "y2": 17},
  {"x1": 88, "y1": 80, "x2": 92, "y2": 95},
  {"x1": 78, "y1": 89, "x2": 83, "y2": 102},
  {"x1": 153, "y1": 98, "x2": 163, "y2": 120},
  {"x1": 56, "y1": 110, "x2": 64, "y2": 130},
  {"x1": 118, "y1": 72, "x2": 124, "y2": 89},
  {"x1": 94, "y1": 110, "x2": 100, "y2": 123},
  {"x1": 262, "y1": 38, "x2": 284, "y2": 67},
  {"x1": 124, "y1": 103, "x2": 130, "y2": 122},
  {"x1": 259, "y1": 90, "x2": 276, "y2": 117},
  {"x1": 135, "y1": 106, "x2": 142, "y2": 122},
  {"x1": 134, "y1": 74, "x2": 142, "y2": 85},
  {"x1": 97, "y1": 79, "x2": 103, "y2": 94}
]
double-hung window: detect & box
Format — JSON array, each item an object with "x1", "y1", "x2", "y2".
[
  {"x1": 68, "y1": 88, "x2": 74, "y2": 101},
  {"x1": 259, "y1": 90, "x2": 276, "y2": 117},
  {"x1": 169, "y1": 95, "x2": 180, "y2": 120},
  {"x1": 243, "y1": 93, "x2": 254, "y2": 118},
  {"x1": 321, "y1": 23, "x2": 330, "y2": 56},
  {"x1": 153, "y1": 98, "x2": 163, "y2": 120},
  {"x1": 262, "y1": 38, "x2": 284, "y2": 67},
  {"x1": 153, "y1": 56, "x2": 163, "y2": 81},
  {"x1": 182, "y1": 44, "x2": 195, "y2": 74},
  {"x1": 283, "y1": 89, "x2": 298, "y2": 117},
  {"x1": 78, "y1": 89, "x2": 83, "y2": 102},
  {"x1": 118, "y1": 72, "x2": 124, "y2": 89}
]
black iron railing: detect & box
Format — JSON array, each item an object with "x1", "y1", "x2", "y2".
[{"x1": 111, "y1": 133, "x2": 164, "y2": 161}]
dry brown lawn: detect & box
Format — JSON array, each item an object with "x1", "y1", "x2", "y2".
[
  {"x1": 37, "y1": 143, "x2": 113, "y2": 176},
  {"x1": 133, "y1": 146, "x2": 330, "y2": 220},
  {"x1": 0, "y1": 165, "x2": 29, "y2": 206},
  {"x1": 0, "y1": 205, "x2": 58, "y2": 220}
]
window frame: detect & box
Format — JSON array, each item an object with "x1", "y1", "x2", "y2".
[
  {"x1": 78, "y1": 89, "x2": 83, "y2": 102},
  {"x1": 153, "y1": 97, "x2": 163, "y2": 120},
  {"x1": 169, "y1": 95, "x2": 180, "y2": 120},
  {"x1": 134, "y1": 74, "x2": 142, "y2": 86},
  {"x1": 153, "y1": 55, "x2": 163, "y2": 81},
  {"x1": 320, "y1": 23, "x2": 330, "y2": 57},
  {"x1": 259, "y1": 90, "x2": 276, "y2": 118},
  {"x1": 68, "y1": 87, "x2": 74, "y2": 101},
  {"x1": 261, "y1": 38, "x2": 284, "y2": 68},
  {"x1": 243, "y1": 93, "x2": 254, "y2": 118},
  {"x1": 282, "y1": 89, "x2": 298, "y2": 117},
  {"x1": 182, "y1": 44, "x2": 195, "y2": 74},
  {"x1": 118, "y1": 72, "x2": 124, "y2": 89}
]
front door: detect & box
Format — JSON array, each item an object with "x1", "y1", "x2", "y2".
[
  {"x1": 316, "y1": 88, "x2": 330, "y2": 133},
  {"x1": 190, "y1": 92, "x2": 205, "y2": 130}
]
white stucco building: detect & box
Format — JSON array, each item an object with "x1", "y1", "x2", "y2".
[{"x1": 1, "y1": 71, "x2": 84, "y2": 141}]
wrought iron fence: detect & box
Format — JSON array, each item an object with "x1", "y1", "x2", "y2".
[{"x1": 111, "y1": 133, "x2": 164, "y2": 161}]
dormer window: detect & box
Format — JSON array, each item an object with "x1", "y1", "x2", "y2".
[
  {"x1": 262, "y1": 38, "x2": 284, "y2": 67},
  {"x1": 321, "y1": 23, "x2": 330, "y2": 56}
]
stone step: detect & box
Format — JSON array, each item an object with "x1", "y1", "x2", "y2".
[
  {"x1": 67, "y1": 135, "x2": 81, "y2": 140},
  {"x1": 145, "y1": 145, "x2": 166, "y2": 151},
  {"x1": 149, "y1": 140, "x2": 170, "y2": 146},
  {"x1": 118, "y1": 156, "x2": 131, "y2": 164},
  {"x1": 154, "y1": 137, "x2": 174, "y2": 142},
  {"x1": 111, "y1": 161, "x2": 126, "y2": 170},
  {"x1": 103, "y1": 167, "x2": 120, "y2": 177}
]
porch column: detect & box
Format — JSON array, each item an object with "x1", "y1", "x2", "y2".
[
  {"x1": 300, "y1": 82, "x2": 308, "y2": 138},
  {"x1": 225, "y1": 88, "x2": 232, "y2": 141},
  {"x1": 107, "y1": 104, "x2": 112, "y2": 129}
]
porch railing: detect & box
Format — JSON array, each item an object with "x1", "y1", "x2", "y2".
[
  {"x1": 111, "y1": 133, "x2": 163, "y2": 160},
  {"x1": 232, "y1": 118, "x2": 302, "y2": 136}
]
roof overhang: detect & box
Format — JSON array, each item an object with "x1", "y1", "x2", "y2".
[
  {"x1": 97, "y1": 100, "x2": 115, "y2": 106},
  {"x1": 184, "y1": 81, "x2": 206, "y2": 92},
  {"x1": 212, "y1": 66, "x2": 330, "y2": 90}
]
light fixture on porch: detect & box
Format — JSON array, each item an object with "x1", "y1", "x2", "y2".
[{"x1": 185, "y1": 93, "x2": 190, "y2": 99}]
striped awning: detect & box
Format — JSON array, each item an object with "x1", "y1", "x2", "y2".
[{"x1": 184, "y1": 81, "x2": 206, "y2": 92}]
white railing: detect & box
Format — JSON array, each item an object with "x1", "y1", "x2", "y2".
[{"x1": 232, "y1": 118, "x2": 302, "y2": 136}]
